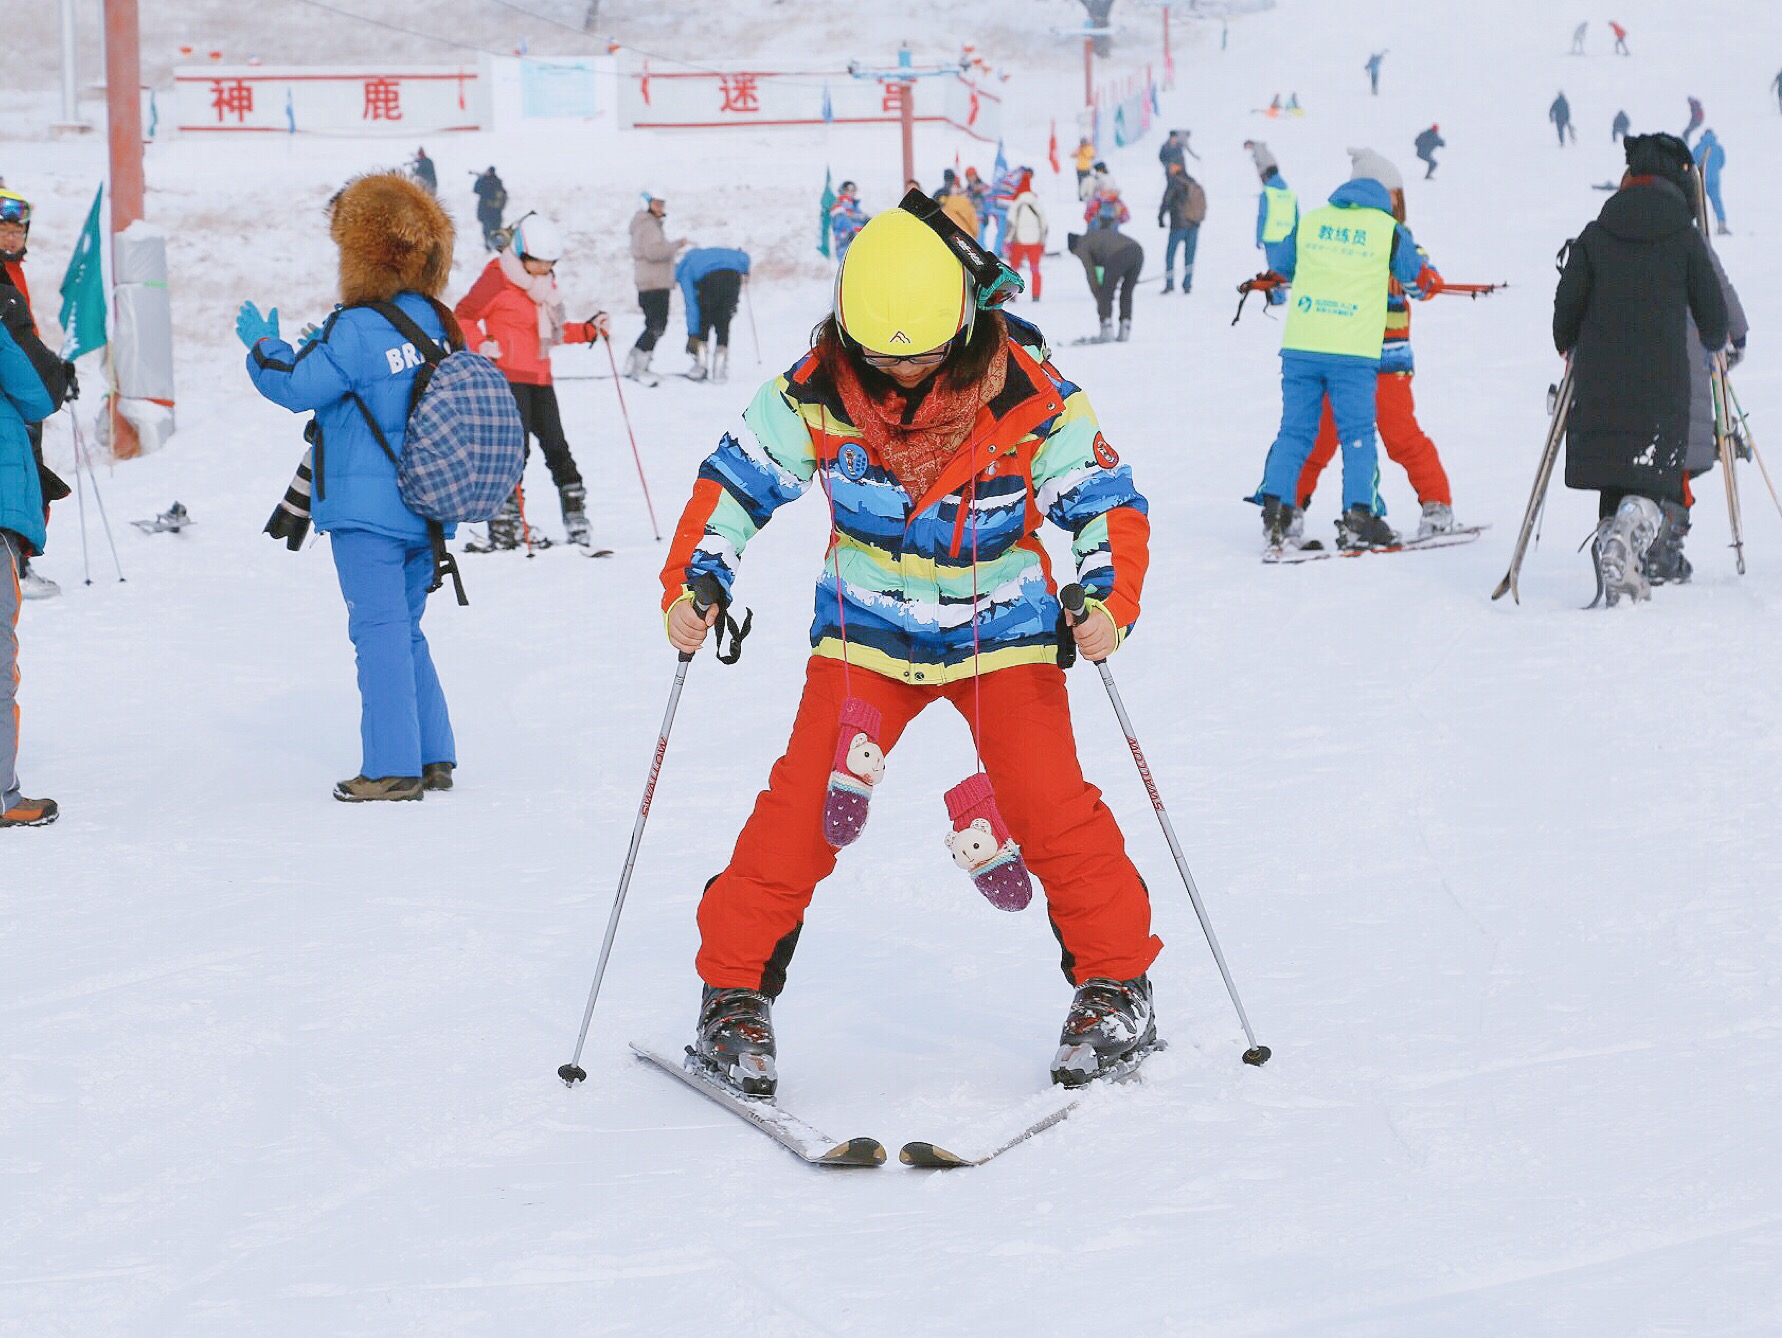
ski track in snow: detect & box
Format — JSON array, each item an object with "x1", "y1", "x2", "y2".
[{"x1": 5, "y1": 0, "x2": 1782, "y2": 1332}]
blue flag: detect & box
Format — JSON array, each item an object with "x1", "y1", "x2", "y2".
[
  {"x1": 993, "y1": 138, "x2": 1007, "y2": 182},
  {"x1": 818, "y1": 167, "x2": 837, "y2": 258},
  {"x1": 822, "y1": 84, "x2": 834, "y2": 125}
]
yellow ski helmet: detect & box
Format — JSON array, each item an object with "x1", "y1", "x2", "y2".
[{"x1": 835, "y1": 209, "x2": 972, "y2": 356}]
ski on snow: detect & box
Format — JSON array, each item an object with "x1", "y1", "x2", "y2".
[
  {"x1": 630, "y1": 1042, "x2": 887, "y2": 1168},
  {"x1": 899, "y1": 1039, "x2": 1167, "y2": 1169},
  {"x1": 1264, "y1": 523, "x2": 1489, "y2": 565}
]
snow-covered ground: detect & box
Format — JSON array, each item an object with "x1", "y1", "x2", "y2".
[{"x1": 5, "y1": 1, "x2": 1782, "y2": 1333}]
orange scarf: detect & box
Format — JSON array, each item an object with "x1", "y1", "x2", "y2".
[{"x1": 829, "y1": 343, "x2": 1008, "y2": 500}]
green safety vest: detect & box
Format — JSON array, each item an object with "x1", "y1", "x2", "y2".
[
  {"x1": 1261, "y1": 182, "x2": 1297, "y2": 244},
  {"x1": 1282, "y1": 204, "x2": 1395, "y2": 359}
]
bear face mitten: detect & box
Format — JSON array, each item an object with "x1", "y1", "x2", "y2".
[
  {"x1": 823, "y1": 697, "x2": 886, "y2": 848},
  {"x1": 943, "y1": 772, "x2": 1033, "y2": 911}
]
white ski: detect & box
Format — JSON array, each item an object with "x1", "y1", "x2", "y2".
[
  {"x1": 630, "y1": 1042, "x2": 886, "y2": 1168},
  {"x1": 899, "y1": 1039, "x2": 1167, "y2": 1169},
  {"x1": 1265, "y1": 523, "x2": 1490, "y2": 565}
]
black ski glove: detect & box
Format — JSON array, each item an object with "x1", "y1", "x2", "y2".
[
  {"x1": 61, "y1": 360, "x2": 78, "y2": 401},
  {"x1": 1727, "y1": 337, "x2": 1746, "y2": 369}
]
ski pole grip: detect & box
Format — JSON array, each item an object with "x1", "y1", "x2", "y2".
[
  {"x1": 1059, "y1": 582, "x2": 1088, "y2": 625},
  {"x1": 679, "y1": 574, "x2": 727, "y2": 663}
]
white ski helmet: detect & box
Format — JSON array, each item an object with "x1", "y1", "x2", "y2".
[{"x1": 512, "y1": 214, "x2": 565, "y2": 263}]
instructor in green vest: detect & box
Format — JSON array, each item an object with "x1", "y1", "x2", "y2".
[{"x1": 1252, "y1": 169, "x2": 1441, "y2": 550}]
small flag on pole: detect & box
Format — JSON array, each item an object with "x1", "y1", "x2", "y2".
[
  {"x1": 58, "y1": 184, "x2": 107, "y2": 362},
  {"x1": 818, "y1": 167, "x2": 837, "y2": 258},
  {"x1": 1048, "y1": 120, "x2": 1060, "y2": 174},
  {"x1": 822, "y1": 83, "x2": 834, "y2": 125}
]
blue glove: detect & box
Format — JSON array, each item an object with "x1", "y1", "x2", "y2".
[{"x1": 235, "y1": 301, "x2": 280, "y2": 350}]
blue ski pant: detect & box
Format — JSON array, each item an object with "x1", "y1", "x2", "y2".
[
  {"x1": 1260, "y1": 356, "x2": 1384, "y2": 514},
  {"x1": 330, "y1": 528, "x2": 455, "y2": 779},
  {"x1": 1706, "y1": 179, "x2": 1727, "y2": 227},
  {"x1": 1165, "y1": 225, "x2": 1200, "y2": 284}
]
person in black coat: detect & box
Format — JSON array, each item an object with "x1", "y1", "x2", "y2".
[{"x1": 1553, "y1": 133, "x2": 1728, "y2": 605}]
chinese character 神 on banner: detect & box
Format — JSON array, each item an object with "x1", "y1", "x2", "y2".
[{"x1": 210, "y1": 79, "x2": 254, "y2": 123}]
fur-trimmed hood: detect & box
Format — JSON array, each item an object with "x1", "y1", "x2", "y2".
[{"x1": 330, "y1": 171, "x2": 454, "y2": 305}]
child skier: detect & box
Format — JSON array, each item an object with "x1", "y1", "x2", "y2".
[
  {"x1": 454, "y1": 214, "x2": 610, "y2": 549},
  {"x1": 660, "y1": 204, "x2": 1162, "y2": 1094}
]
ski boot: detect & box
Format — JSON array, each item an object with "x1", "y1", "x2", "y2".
[
  {"x1": 1590, "y1": 495, "x2": 1661, "y2": 607},
  {"x1": 1260, "y1": 495, "x2": 1299, "y2": 550},
  {"x1": 1642, "y1": 499, "x2": 1693, "y2": 586},
  {"x1": 711, "y1": 345, "x2": 729, "y2": 385},
  {"x1": 1052, "y1": 974, "x2": 1156, "y2": 1088},
  {"x1": 0, "y1": 795, "x2": 59, "y2": 827},
  {"x1": 1335, "y1": 504, "x2": 1399, "y2": 550},
  {"x1": 685, "y1": 338, "x2": 708, "y2": 381},
  {"x1": 559, "y1": 481, "x2": 593, "y2": 549},
  {"x1": 1161, "y1": 277, "x2": 1176, "y2": 294},
  {"x1": 1116, "y1": 318, "x2": 1132, "y2": 343},
  {"x1": 19, "y1": 559, "x2": 60, "y2": 600},
  {"x1": 1095, "y1": 318, "x2": 1114, "y2": 344},
  {"x1": 421, "y1": 762, "x2": 454, "y2": 792},
  {"x1": 1416, "y1": 501, "x2": 1456, "y2": 539},
  {"x1": 691, "y1": 986, "x2": 777, "y2": 1097},
  {"x1": 465, "y1": 491, "x2": 522, "y2": 553},
  {"x1": 623, "y1": 346, "x2": 661, "y2": 388},
  {"x1": 332, "y1": 775, "x2": 424, "y2": 803}
]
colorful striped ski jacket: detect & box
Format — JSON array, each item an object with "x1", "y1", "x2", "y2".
[{"x1": 660, "y1": 321, "x2": 1150, "y2": 686}]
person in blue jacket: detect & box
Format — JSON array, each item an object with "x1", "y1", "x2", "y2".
[
  {"x1": 0, "y1": 320, "x2": 57, "y2": 827},
  {"x1": 1693, "y1": 129, "x2": 1729, "y2": 234},
  {"x1": 675, "y1": 246, "x2": 751, "y2": 383},
  {"x1": 1246, "y1": 141, "x2": 1295, "y2": 306},
  {"x1": 1249, "y1": 174, "x2": 1441, "y2": 551},
  {"x1": 241, "y1": 171, "x2": 462, "y2": 803}
]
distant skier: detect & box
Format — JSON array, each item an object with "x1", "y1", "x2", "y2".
[
  {"x1": 985, "y1": 164, "x2": 1024, "y2": 256},
  {"x1": 1693, "y1": 129, "x2": 1729, "y2": 234},
  {"x1": 1248, "y1": 168, "x2": 1442, "y2": 550},
  {"x1": 1246, "y1": 141, "x2": 1295, "y2": 306},
  {"x1": 1553, "y1": 133, "x2": 1727, "y2": 606},
  {"x1": 963, "y1": 167, "x2": 993, "y2": 245},
  {"x1": 1003, "y1": 170, "x2": 1048, "y2": 300},
  {"x1": 1157, "y1": 162, "x2": 1206, "y2": 294},
  {"x1": 1083, "y1": 177, "x2": 1130, "y2": 231},
  {"x1": 1068, "y1": 229, "x2": 1143, "y2": 342},
  {"x1": 1294, "y1": 149, "x2": 1456, "y2": 541},
  {"x1": 472, "y1": 165, "x2": 507, "y2": 251},
  {"x1": 1074, "y1": 137, "x2": 1096, "y2": 198},
  {"x1": 410, "y1": 146, "x2": 436, "y2": 196},
  {"x1": 661, "y1": 205, "x2": 1164, "y2": 1096},
  {"x1": 1550, "y1": 93, "x2": 1575, "y2": 147},
  {"x1": 936, "y1": 169, "x2": 979, "y2": 235},
  {"x1": 1609, "y1": 20, "x2": 1629, "y2": 55},
  {"x1": 1414, "y1": 123, "x2": 1444, "y2": 178},
  {"x1": 626, "y1": 190, "x2": 690, "y2": 387},
  {"x1": 676, "y1": 246, "x2": 750, "y2": 383},
  {"x1": 1158, "y1": 129, "x2": 1188, "y2": 176},
  {"x1": 1772, "y1": 70, "x2": 1782, "y2": 114},
  {"x1": 1682, "y1": 96, "x2": 1704, "y2": 145},
  {"x1": 828, "y1": 181, "x2": 869, "y2": 262},
  {"x1": 1570, "y1": 20, "x2": 1587, "y2": 54},
  {"x1": 1364, "y1": 50, "x2": 1386, "y2": 94},
  {"x1": 1612, "y1": 109, "x2": 1630, "y2": 142}
]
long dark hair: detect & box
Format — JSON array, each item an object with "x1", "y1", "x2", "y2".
[{"x1": 812, "y1": 308, "x2": 1007, "y2": 396}]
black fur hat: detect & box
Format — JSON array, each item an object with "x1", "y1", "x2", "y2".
[{"x1": 1624, "y1": 132, "x2": 1693, "y2": 189}]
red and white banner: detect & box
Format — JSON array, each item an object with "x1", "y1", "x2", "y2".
[
  {"x1": 172, "y1": 65, "x2": 484, "y2": 135},
  {"x1": 619, "y1": 64, "x2": 1002, "y2": 142}
]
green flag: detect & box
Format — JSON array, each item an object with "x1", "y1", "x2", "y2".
[
  {"x1": 58, "y1": 184, "x2": 107, "y2": 361},
  {"x1": 818, "y1": 168, "x2": 836, "y2": 259}
]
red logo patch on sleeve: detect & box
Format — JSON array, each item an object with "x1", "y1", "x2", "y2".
[{"x1": 1092, "y1": 434, "x2": 1120, "y2": 470}]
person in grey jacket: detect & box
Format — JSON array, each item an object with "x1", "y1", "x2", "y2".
[
  {"x1": 626, "y1": 191, "x2": 689, "y2": 386},
  {"x1": 1654, "y1": 246, "x2": 1749, "y2": 584},
  {"x1": 1067, "y1": 229, "x2": 1144, "y2": 343}
]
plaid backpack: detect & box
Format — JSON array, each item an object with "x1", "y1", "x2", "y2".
[{"x1": 349, "y1": 298, "x2": 525, "y2": 605}]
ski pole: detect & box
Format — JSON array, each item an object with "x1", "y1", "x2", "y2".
[
  {"x1": 71, "y1": 412, "x2": 125, "y2": 583},
  {"x1": 1724, "y1": 373, "x2": 1782, "y2": 523},
  {"x1": 1492, "y1": 357, "x2": 1573, "y2": 603},
  {"x1": 72, "y1": 419, "x2": 92, "y2": 587},
  {"x1": 744, "y1": 280, "x2": 761, "y2": 365},
  {"x1": 1710, "y1": 353, "x2": 1746, "y2": 575},
  {"x1": 603, "y1": 337, "x2": 662, "y2": 542},
  {"x1": 1059, "y1": 583, "x2": 1270, "y2": 1067},
  {"x1": 1434, "y1": 281, "x2": 1508, "y2": 297},
  {"x1": 559, "y1": 576, "x2": 726, "y2": 1086}
]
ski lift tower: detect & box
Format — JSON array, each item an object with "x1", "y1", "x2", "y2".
[{"x1": 848, "y1": 44, "x2": 971, "y2": 191}]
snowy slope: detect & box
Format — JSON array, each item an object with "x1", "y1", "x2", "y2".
[{"x1": 5, "y1": 0, "x2": 1782, "y2": 1334}]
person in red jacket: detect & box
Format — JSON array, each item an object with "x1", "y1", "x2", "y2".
[{"x1": 454, "y1": 214, "x2": 608, "y2": 550}]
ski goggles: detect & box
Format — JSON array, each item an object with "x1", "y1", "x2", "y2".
[
  {"x1": 0, "y1": 196, "x2": 30, "y2": 226},
  {"x1": 896, "y1": 188, "x2": 1024, "y2": 310}
]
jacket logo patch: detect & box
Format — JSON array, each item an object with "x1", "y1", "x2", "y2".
[
  {"x1": 1092, "y1": 434, "x2": 1120, "y2": 470},
  {"x1": 384, "y1": 342, "x2": 423, "y2": 374},
  {"x1": 837, "y1": 441, "x2": 870, "y2": 481}
]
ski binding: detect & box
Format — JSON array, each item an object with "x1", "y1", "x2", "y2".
[{"x1": 131, "y1": 502, "x2": 193, "y2": 534}]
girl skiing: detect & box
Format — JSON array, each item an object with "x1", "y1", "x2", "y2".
[{"x1": 660, "y1": 204, "x2": 1162, "y2": 1094}]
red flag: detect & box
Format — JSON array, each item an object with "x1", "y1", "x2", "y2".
[
  {"x1": 640, "y1": 59, "x2": 651, "y2": 107},
  {"x1": 1048, "y1": 119, "x2": 1060, "y2": 174}
]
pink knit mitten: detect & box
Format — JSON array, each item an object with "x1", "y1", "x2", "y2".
[
  {"x1": 823, "y1": 698, "x2": 885, "y2": 848},
  {"x1": 943, "y1": 772, "x2": 1033, "y2": 911}
]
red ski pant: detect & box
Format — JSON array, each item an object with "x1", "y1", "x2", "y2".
[
  {"x1": 1297, "y1": 371, "x2": 1451, "y2": 508},
  {"x1": 1006, "y1": 242, "x2": 1044, "y2": 300},
  {"x1": 696, "y1": 657, "x2": 1163, "y2": 993}
]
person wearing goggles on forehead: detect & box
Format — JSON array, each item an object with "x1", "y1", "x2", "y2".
[
  {"x1": 658, "y1": 199, "x2": 1163, "y2": 1095},
  {"x1": 0, "y1": 189, "x2": 74, "y2": 601}
]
